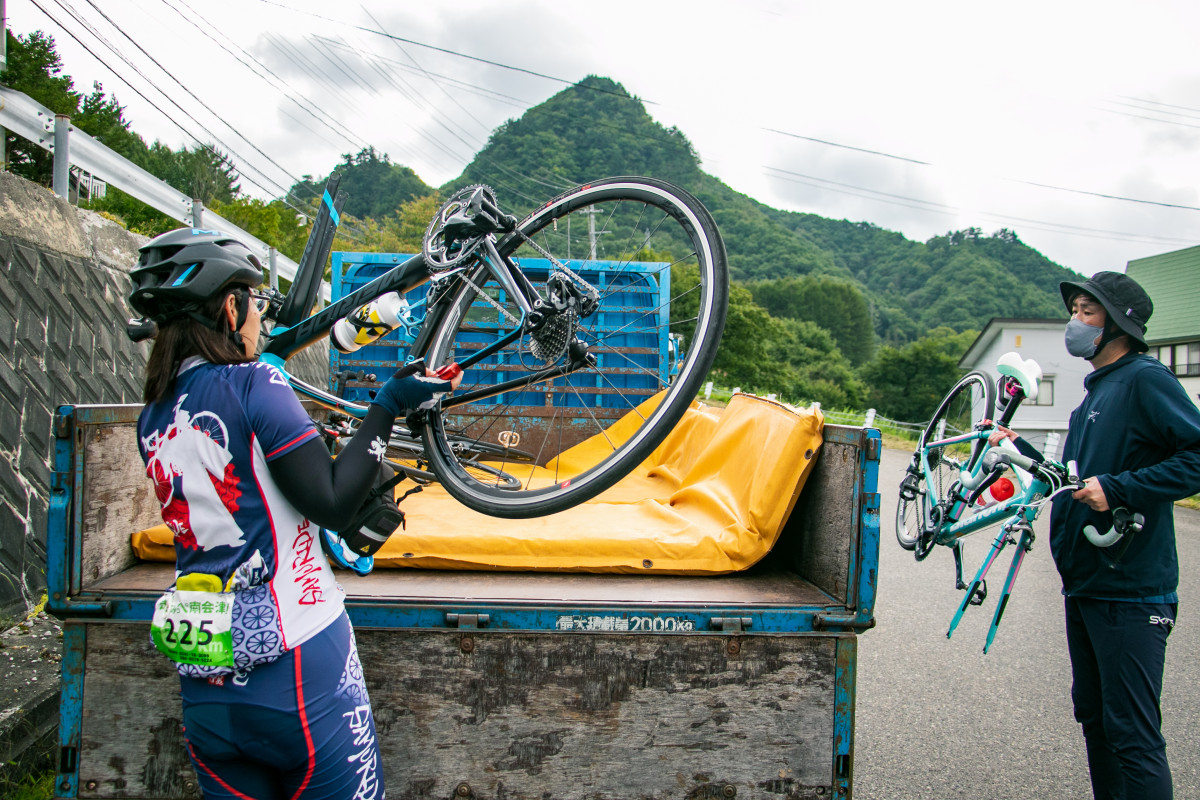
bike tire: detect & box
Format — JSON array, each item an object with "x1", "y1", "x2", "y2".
[
  {"x1": 895, "y1": 371, "x2": 996, "y2": 552},
  {"x1": 418, "y1": 176, "x2": 729, "y2": 518},
  {"x1": 895, "y1": 469, "x2": 924, "y2": 551},
  {"x1": 923, "y1": 371, "x2": 996, "y2": 472}
]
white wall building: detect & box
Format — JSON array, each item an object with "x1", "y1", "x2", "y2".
[
  {"x1": 958, "y1": 318, "x2": 1087, "y2": 457},
  {"x1": 1127, "y1": 245, "x2": 1200, "y2": 411}
]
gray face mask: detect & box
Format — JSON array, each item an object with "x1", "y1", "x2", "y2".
[{"x1": 1065, "y1": 318, "x2": 1104, "y2": 359}]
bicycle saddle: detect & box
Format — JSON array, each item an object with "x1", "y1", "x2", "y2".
[{"x1": 996, "y1": 352, "x2": 1042, "y2": 401}]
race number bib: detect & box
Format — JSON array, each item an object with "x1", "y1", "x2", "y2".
[{"x1": 150, "y1": 590, "x2": 235, "y2": 667}]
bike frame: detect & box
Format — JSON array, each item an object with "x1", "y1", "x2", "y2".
[
  {"x1": 259, "y1": 236, "x2": 577, "y2": 420},
  {"x1": 915, "y1": 428, "x2": 1066, "y2": 653}
]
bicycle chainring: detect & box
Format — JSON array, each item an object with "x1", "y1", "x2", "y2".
[
  {"x1": 423, "y1": 184, "x2": 496, "y2": 272},
  {"x1": 914, "y1": 504, "x2": 942, "y2": 561}
]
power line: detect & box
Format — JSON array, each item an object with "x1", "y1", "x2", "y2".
[
  {"x1": 764, "y1": 166, "x2": 1200, "y2": 247},
  {"x1": 38, "y1": 0, "x2": 297, "y2": 203},
  {"x1": 251, "y1": 0, "x2": 657, "y2": 105},
  {"x1": 316, "y1": 31, "x2": 569, "y2": 199},
  {"x1": 764, "y1": 127, "x2": 931, "y2": 165},
  {"x1": 156, "y1": 0, "x2": 368, "y2": 156},
  {"x1": 1117, "y1": 95, "x2": 1200, "y2": 121},
  {"x1": 85, "y1": 0, "x2": 310, "y2": 203},
  {"x1": 1008, "y1": 178, "x2": 1200, "y2": 212}
]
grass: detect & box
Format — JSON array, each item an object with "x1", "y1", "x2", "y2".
[{"x1": 4, "y1": 769, "x2": 55, "y2": 800}]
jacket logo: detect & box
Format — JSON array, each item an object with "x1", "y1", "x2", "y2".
[{"x1": 1087, "y1": 410, "x2": 1100, "y2": 423}]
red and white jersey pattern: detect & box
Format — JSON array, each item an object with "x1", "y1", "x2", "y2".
[{"x1": 138, "y1": 358, "x2": 342, "y2": 653}]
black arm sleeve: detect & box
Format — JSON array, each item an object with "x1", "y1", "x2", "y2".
[
  {"x1": 1012, "y1": 435, "x2": 1045, "y2": 463},
  {"x1": 265, "y1": 403, "x2": 396, "y2": 530}
]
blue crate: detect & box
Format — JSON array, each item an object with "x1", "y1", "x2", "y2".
[{"x1": 329, "y1": 252, "x2": 671, "y2": 413}]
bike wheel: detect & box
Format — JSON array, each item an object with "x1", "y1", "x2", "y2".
[
  {"x1": 385, "y1": 438, "x2": 523, "y2": 491},
  {"x1": 895, "y1": 464, "x2": 925, "y2": 551},
  {"x1": 896, "y1": 372, "x2": 995, "y2": 552},
  {"x1": 419, "y1": 176, "x2": 728, "y2": 518},
  {"x1": 924, "y1": 371, "x2": 996, "y2": 473}
]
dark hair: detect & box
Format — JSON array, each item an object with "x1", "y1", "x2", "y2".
[{"x1": 142, "y1": 288, "x2": 254, "y2": 404}]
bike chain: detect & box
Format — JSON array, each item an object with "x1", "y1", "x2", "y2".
[
  {"x1": 457, "y1": 270, "x2": 520, "y2": 326},
  {"x1": 512, "y1": 227, "x2": 601, "y2": 302}
]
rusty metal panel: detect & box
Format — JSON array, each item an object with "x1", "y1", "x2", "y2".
[
  {"x1": 73, "y1": 622, "x2": 851, "y2": 800},
  {"x1": 74, "y1": 624, "x2": 195, "y2": 799}
]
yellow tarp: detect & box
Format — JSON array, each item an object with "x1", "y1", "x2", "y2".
[{"x1": 132, "y1": 393, "x2": 824, "y2": 575}]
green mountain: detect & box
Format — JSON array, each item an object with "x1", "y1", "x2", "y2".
[
  {"x1": 289, "y1": 147, "x2": 434, "y2": 220},
  {"x1": 440, "y1": 75, "x2": 1081, "y2": 344}
]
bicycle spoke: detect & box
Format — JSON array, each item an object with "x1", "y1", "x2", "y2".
[{"x1": 419, "y1": 177, "x2": 727, "y2": 517}]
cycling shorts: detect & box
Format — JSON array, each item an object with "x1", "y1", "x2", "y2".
[{"x1": 179, "y1": 611, "x2": 384, "y2": 800}]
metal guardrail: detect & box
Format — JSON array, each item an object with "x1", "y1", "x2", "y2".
[{"x1": 0, "y1": 85, "x2": 328, "y2": 301}]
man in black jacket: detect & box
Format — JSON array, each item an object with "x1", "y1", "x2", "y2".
[{"x1": 1052, "y1": 272, "x2": 1200, "y2": 800}]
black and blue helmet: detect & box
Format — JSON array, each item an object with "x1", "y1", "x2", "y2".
[{"x1": 129, "y1": 228, "x2": 263, "y2": 321}]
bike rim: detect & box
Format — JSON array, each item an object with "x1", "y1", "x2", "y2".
[{"x1": 420, "y1": 177, "x2": 727, "y2": 517}]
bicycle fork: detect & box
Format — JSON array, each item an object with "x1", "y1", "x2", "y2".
[{"x1": 946, "y1": 520, "x2": 1036, "y2": 653}]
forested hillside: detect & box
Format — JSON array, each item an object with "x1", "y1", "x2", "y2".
[
  {"x1": 439, "y1": 76, "x2": 1080, "y2": 345},
  {"x1": 2, "y1": 34, "x2": 1082, "y2": 419}
]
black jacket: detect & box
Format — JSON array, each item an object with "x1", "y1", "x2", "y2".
[{"x1": 1050, "y1": 353, "x2": 1200, "y2": 599}]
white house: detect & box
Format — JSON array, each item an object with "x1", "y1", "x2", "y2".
[{"x1": 958, "y1": 318, "x2": 1087, "y2": 458}]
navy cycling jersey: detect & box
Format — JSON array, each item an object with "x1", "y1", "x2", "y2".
[{"x1": 138, "y1": 357, "x2": 342, "y2": 652}]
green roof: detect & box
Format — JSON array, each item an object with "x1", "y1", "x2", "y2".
[{"x1": 1126, "y1": 245, "x2": 1200, "y2": 343}]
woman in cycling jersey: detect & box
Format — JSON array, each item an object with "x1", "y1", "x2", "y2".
[{"x1": 130, "y1": 228, "x2": 459, "y2": 799}]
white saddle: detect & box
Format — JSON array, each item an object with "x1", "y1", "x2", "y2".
[{"x1": 996, "y1": 352, "x2": 1042, "y2": 401}]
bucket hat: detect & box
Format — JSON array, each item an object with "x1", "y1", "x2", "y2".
[{"x1": 1059, "y1": 271, "x2": 1153, "y2": 351}]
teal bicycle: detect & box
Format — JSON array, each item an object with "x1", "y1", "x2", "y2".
[{"x1": 895, "y1": 353, "x2": 1143, "y2": 652}]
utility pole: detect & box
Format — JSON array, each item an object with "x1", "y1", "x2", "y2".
[{"x1": 581, "y1": 205, "x2": 610, "y2": 260}]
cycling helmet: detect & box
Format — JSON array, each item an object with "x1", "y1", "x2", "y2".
[{"x1": 129, "y1": 228, "x2": 263, "y2": 321}]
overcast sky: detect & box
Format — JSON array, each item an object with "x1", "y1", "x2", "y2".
[{"x1": 8, "y1": 0, "x2": 1200, "y2": 277}]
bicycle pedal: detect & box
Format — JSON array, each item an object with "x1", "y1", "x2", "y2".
[{"x1": 969, "y1": 579, "x2": 988, "y2": 606}]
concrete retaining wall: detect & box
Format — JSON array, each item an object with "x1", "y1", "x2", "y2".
[{"x1": 0, "y1": 171, "x2": 329, "y2": 625}]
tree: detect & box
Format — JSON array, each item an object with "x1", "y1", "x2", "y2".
[
  {"x1": 857, "y1": 327, "x2": 978, "y2": 422},
  {"x1": 749, "y1": 275, "x2": 875, "y2": 365},
  {"x1": 289, "y1": 147, "x2": 433, "y2": 219},
  {"x1": 75, "y1": 82, "x2": 146, "y2": 163},
  {"x1": 1, "y1": 31, "x2": 80, "y2": 183}
]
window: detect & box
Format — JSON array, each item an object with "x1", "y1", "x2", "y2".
[
  {"x1": 1156, "y1": 342, "x2": 1200, "y2": 377},
  {"x1": 1034, "y1": 378, "x2": 1054, "y2": 406},
  {"x1": 1180, "y1": 343, "x2": 1199, "y2": 377}
]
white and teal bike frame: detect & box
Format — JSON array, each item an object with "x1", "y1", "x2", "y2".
[{"x1": 899, "y1": 353, "x2": 1141, "y2": 653}]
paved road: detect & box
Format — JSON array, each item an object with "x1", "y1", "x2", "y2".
[{"x1": 853, "y1": 445, "x2": 1199, "y2": 800}]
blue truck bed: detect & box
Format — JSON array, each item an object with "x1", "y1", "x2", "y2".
[{"x1": 46, "y1": 400, "x2": 878, "y2": 799}]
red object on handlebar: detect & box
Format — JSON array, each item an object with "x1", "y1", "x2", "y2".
[{"x1": 436, "y1": 362, "x2": 462, "y2": 381}]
